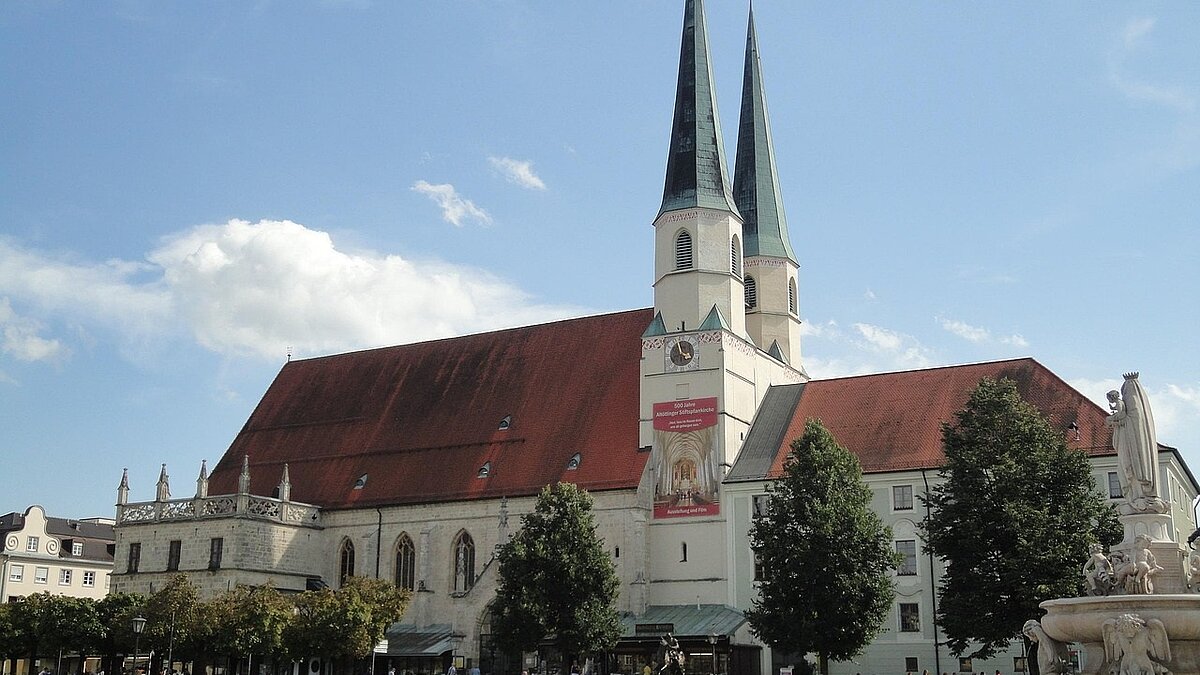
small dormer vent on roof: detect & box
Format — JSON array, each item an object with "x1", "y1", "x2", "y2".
[
  {"x1": 566, "y1": 453, "x2": 581, "y2": 470},
  {"x1": 498, "y1": 415, "x2": 512, "y2": 430},
  {"x1": 353, "y1": 474, "x2": 368, "y2": 490},
  {"x1": 478, "y1": 462, "x2": 492, "y2": 479}
]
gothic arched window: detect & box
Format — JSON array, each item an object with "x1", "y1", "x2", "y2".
[
  {"x1": 788, "y1": 278, "x2": 798, "y2": 315},
  {"x1": 731, "y1": 235, "x2": 741, "y2": 277},
  {"x1": 395, "y1": 534, "x2": 415, "y2": 591},
  {"x1": 744, "y1": 276, "x2": 758, "y2": 309},
  {"x1": 674, "y1": 230, "x2": 693, "y2": 271},
  {"x1": 339, "y1": 538, "x2": 355, "y2": 587},
  {"x1": 453, "y1": 531, "x2": 476, "y2": 592}
]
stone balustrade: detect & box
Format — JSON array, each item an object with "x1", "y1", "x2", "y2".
[{"x1": 117, "y1": 493, "x2": 321, "y2": 527}]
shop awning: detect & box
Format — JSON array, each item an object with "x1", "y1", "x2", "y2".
[
  {"x1": 381, "y1": 624, "x2": 459, "y2": 656},
  {"x1": 618, "y1": 604, "x2": 746, "y2": 640}
]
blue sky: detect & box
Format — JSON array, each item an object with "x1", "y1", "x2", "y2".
[{"x1": 2, "y1": 2, "x2": 1197, "y2": 520}]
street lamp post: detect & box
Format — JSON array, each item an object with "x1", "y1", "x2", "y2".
[
  {"x1": 132, "y1": 616, "x2": 147, "y2": 675},
  {"x1": 707, "y1": 633, "x2": 718, "y2": 675}
]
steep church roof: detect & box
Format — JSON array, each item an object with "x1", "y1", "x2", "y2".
[
  {"x1": 206, "y1": 309, "x2": 654, "y2": 510},
  {"x1": 727, "y1": 358, "x2": 1115, "y2": 481},
  {"x1": 659, "y1": 0, "x2": 739, "y2": 218},
  {"x1": 733, "y1": 6, "x2": 796, "y2": 262}
]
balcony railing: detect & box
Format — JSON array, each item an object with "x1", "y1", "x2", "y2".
[{"x1": 117, "y1": 493, "x2": 321, "y2": 527}]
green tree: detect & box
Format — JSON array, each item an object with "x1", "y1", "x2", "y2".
[
  {"x1": 6, "y1": 593, "x2": 99, "y2": 667},
  {"x1": 208, "y1": 584, "x2": 293, "y2": 662},
  {"x1": 746, "y1": 419, "x2": 898, "y2": 675},
  {"x1": 921, "y1": 377, "x2": 1121, "y2": 662},
  {"x1": 0, "y1": 602, "x2": 18, "y2": 674},
  {"x1": 282, "y1": 576, "x2": 410, "y2": 666},
  {"x1": 142, "y1": 574, "x2": 205, "y2": 669},
  {"x1": 95, "y1": 593, "x2": 146, "y2": 674},
  {"x1": 492, "y1": 482, "x2": 622, "y2": 666}
]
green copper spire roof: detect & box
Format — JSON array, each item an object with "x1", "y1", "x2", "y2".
[
  {"x1": 659, "y1": 0, "x2": 739, "y2": 218},
  {"x1": 733, "y1": 6, "x2": 796, "y2": 261},
  {"x1": 698, "y1": 304, "x2": 730, "y2": 331}
]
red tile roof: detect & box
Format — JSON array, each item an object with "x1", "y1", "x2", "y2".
[
  {"x1": 765, "y1": 358, "x2": 1114, "y2": 478},
  {"x1": 206, "y1": 309, "x2": 654, "y2": 510}
]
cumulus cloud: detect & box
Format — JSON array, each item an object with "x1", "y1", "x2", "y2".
[
  {"x1": 803, "y1": 322, "x2": 936, "y2": 376},
  {"x1": 488, "y1": 156, "x2": 547, "y2": 190},
  {"x1": 0, "y1": 220, "x2": 579, "y2": 362},
  {"x1": 796, "y1": 319, "x2": 936, "y2": 379},
  {"x1": 411, "y1": 181, "x2": 493, "y2": 226},
  {"x1": 0, "y1": 297, "x2": 67, "y2": 363},
  {"x1": 937, "y1": 317, "x2": 1028, "y2": 348}
]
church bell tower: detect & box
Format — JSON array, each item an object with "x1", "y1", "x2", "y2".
[{"x1": 651, "y1": 0, "x2": 746, "y2": 338}]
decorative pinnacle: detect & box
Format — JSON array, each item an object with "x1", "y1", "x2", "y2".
[{"x1": 1123, "y1": 372, "x2": 1140, "y2": 380}]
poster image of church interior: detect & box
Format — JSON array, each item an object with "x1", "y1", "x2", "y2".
[{"x1": 651, "y1": 397, "x2": 721, "y2": 518}]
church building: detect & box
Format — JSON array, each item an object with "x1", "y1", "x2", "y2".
[{"x1": 111, "y1": 2, "x2": 1198, "y2": 675}]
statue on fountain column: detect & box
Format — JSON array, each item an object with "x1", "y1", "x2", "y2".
[{"x1": 1106, "y1": 373, "x2": 1167, "y2": 514}]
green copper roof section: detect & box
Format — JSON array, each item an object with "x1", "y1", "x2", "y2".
[
  {"x1": 766, "y1": 340, "x2": 788, "y2": 364},
  {"x1": 733, "y1": 7, "x2": 796, "y2": 262},
  {"x1": 698, "y1": 304, "x2": 730, "y2": 331},
  {"x1": 642, "y1": 312, "x2": 668, "y2": 337},
  {"x1": 658, "y1": 0, "x2": 739, "y2": 219}
]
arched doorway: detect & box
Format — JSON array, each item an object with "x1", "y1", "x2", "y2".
[{"x1": 479, "y1": 604, "x2": 517, "y2": 675}]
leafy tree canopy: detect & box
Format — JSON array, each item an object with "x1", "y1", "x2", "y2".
[
  {"x1": 283, "y1": 576, "x2": 410, "y2": 661},
  {"x1": 746, "y1": 420, "x2": 898, "y2": 673},
  {"x1": 921, "y1": 377, "x2": 1121, "y2": 659},
  {"x1": 141, "y1": 574, "x2": 205, "y2": 660},
  {"x1": 492, "y1": 482, "x2": 622, "y2": 660},
  {"x1": 207, "y1": 583, "x2": 293, "y2": 659}
]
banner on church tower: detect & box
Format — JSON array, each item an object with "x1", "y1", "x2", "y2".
[{"x1": 651, "y1": 397, "x2": 721, "y2": 519}]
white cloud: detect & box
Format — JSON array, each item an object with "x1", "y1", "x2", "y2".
[
  {"x1": 939, "y1": 318, "x2": 989, "y2": 343},
  {"x1": 488, "y1": 156, "x2": 547, "y2": 190},
  {"x1": 937, "y1": 316, "x2": 1028, "y2": 349},
  {"x1": 1109, "y1": 17, "x2": 1197, "y2": 112},
  {"x1": 854, "y1": 323, "x2": 903, "y2": 351},
  {"x1": 0, "y1": 297, "x2": 67, "y2": 363},
  {"x1": 0, "y1": 220, "x2": 580, "y2": 363},
  {"x1": 799, "y1": 319, "x2": 839, "y2": 339},
  {"x1": 863, "y1": 288, "x2": 876, "y2": 301},
  {"x1": 411, "y1": 181, "x2": 493, "y2": 227}
]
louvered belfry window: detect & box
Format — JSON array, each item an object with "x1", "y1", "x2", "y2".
[
  {"x1": 731, "y1": 235, "x2": 741, "y2": 277},
  {"x1": 745, "y1": 276, "x2": 758, "y2": 309},
  {"x1": 789, "y1": 278, "x2": 798, "y2": 314},
  {"x1": 675, "y1": 230, "x2": 693, "y2": 270}
]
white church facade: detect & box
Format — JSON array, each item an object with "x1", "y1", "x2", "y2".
[{"x1": 111, "y1": 2, "x2": 1199, "y2": 675}]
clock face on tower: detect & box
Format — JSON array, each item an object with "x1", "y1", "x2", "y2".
[{"x1": 665, "y1": 337, "x2": 698, "y2": 371}]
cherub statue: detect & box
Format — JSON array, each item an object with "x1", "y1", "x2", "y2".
[
  {"x1": 1022, "y1": 619, "x2": 1070, "y2": 674},
  {"x1": 1082, "y1": 542, "x2": 1115, "y2": 596},
  {"x1": 1188, "y1": 552, "x2": 1200, "y2": 590},
  {"x1": 1118, "y1": 534, "x2": 1164, "y2": 595},
  {"x1": 1102, "y1": 613, "x2": 1171, "y2": 675}
]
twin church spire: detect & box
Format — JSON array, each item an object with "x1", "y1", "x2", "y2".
[{"x1": 654, "y1": 0, "x2": 801, "y2": 364}]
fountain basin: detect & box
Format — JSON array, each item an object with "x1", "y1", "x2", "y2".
[{"x1": 1040, "y1": 595, "x2": 1200, "y2": 674}]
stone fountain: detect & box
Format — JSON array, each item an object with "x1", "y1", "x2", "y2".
[{"x1": 1023, "y1": 373, "x2": 1200, "y2": 675}]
